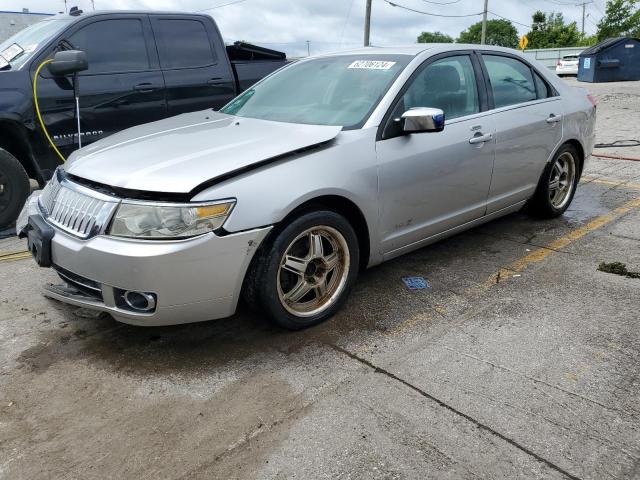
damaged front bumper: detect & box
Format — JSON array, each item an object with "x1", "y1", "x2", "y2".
[{"x1": 19, "y1": 192, "x2": 272, "y2": 326}]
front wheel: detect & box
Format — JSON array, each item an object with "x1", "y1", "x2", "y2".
[
  {"x1": 526, "y1": 144, "x2": 579, "y2": 218},
  {"x1": 245, "y1": 210, "x2": 359, "y2": 330},
  {"x1": 0, "y1": 149, "x2": 30, "y2": 229}
]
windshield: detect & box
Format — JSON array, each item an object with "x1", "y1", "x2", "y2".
[
  {"x1": 221, "y1": 54, "x2": 411, "y2": 128},
  {"x1": 0, "y1": 17, "x2": 74, "y2": 70}
]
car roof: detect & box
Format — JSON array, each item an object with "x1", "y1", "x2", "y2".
[{"x1": 320, "y1": 44, "x2": 529, "y2": 57}]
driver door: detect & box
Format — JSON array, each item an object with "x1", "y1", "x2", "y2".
[
  {"x1": 376, "y1": 53, "x2": 495, "y2": 258},
  {"x1": 31, "y1": 15, "x2": 166, "y2": 159}
]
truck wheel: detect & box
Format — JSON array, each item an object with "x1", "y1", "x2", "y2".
[
  {"x1": 0, "y1": 149, "x2": 30, "y2": 228},
  {"x1": 245, "y1": 210, "x2": 359, "y2": 330},
  {"x1": 526, "y1": 144, "x2": 580, "y2": 219}
]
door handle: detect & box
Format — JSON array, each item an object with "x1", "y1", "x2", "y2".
[
  {"x1": 469, "y1": 133, "x2": 493, "y2": 144},
  {"x1": 207, "y1": 77, "x2": 228, "y2": 86},
  {"x1": 546, "y1": 114, "x2": 562, "y2": 124},
  {"x1": 133, "y1": 83, "x2": 160, "y2": 92}
]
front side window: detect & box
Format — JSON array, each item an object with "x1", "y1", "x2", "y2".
[
  {"x1": 402, "y1": 55, "x2": 479, "y2": 120},
  {"x1": 69, "y1": 19, "x2": 149, "y2": 74},
  {"x1": 154, "y1": 19, "x2": 216, "y2": 69},
  {"x1": 221, "y1": 55, "x2": 411, "y2": 128},
  {"x1": 483, "y1": 55, "x2": 537, "y2": 108}
]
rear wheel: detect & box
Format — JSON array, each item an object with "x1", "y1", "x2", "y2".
[
  {"x1": 527, "y1": 144, "x2": 579, "y2": 218},
  {"x1": 0, "y1": 148, "x2": 30, "y2": 228},
  {"x1": 245, "y1": 210, "x2": 359, "y2": 330}
]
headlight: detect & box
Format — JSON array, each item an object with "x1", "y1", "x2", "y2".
[{"x1": 108, "y1": 200, "x2": 235, "y2": 239}]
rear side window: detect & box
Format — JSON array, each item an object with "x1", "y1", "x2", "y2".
[
  {"x1": 533, "y1": 71, "x2": 551, "y2": 99},
  {"x1": 154, "y1": 19, "x2": 216, "y2": 69},
  {"x1": 69, "y1": 19, "x2": 149, "y2": 74},
  {"x1": 483, "y1": 55, "x2": 537, "y2": 108}
]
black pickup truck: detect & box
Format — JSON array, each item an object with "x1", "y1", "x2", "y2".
[{"x1": 0, "y1": 9, "x2": 287, "y2": 228}]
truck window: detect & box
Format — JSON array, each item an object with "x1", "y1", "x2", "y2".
[
  {"x1": 68, "y1": 19, "x2": 149, "y2": 74},
  {"x1": 154, "y1": 19, "x2": 216, "y2": 69}
]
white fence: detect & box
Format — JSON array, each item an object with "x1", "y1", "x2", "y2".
[{"x1": 522, "y1": 47, "x2": 585, "y2": 70}]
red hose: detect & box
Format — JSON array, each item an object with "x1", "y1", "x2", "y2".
[{"x1": 592, "y1": 153, "x2": 640, "y2": 162}]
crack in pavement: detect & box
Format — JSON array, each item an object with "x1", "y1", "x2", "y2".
[
  {"x1": 440, "y1": 346, "x2": 640, "y2": 420},
  {"x1": 328, "y1": 343, "x2": 584, "y2": 480}
]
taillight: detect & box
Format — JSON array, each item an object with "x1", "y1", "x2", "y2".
[
  {"x1": 587, "y1": 93, "x2": 597, "y2": 108},
  {"x1": 557, "y1": 60, "x2": 561, "y2": 66}
]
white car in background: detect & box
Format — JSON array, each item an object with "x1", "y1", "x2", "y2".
[{"x1": 556, "y1": 55, "x2": 579, "y2": 76}]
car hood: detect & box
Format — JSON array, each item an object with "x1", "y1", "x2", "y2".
[{"x1": 64, "y1": 110, "x2": 342, "y2": 194}]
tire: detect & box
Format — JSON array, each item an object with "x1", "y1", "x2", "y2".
[
  {"x1": 0, "y1": 148, "x2": 30, "y2": 228},
  {"x1": 244, "y1": 210, "x2": 360, "y2": 330},
  {"x1": 526, "y1": 144, "x2": 580, "y2": 218}
]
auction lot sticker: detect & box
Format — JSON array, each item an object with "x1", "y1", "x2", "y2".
[{"x1": 348, "y1": 60, "x2": 396, "y2": 70}]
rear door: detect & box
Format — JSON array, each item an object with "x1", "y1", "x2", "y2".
[
  {"x1": 480, "y1": 53, "x2": 563, "y2": 213},
  {"x1": 32, "y1": 14, "x2": 167, "y2": 157},
  {"x1": 150, "y1": 15, "x2": 236, "y2": 116}
]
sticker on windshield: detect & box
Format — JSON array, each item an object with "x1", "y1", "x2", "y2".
[
  {"x1": 348, "y1": 60, "x2": 396, "y2": 70},
  {"x1": 0, "y1": 43, "x2": 24, "y2": 62}
]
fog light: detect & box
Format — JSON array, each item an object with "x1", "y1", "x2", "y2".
[{"x1": 123, "y1": 291, "x2": 156, "y2": 312}]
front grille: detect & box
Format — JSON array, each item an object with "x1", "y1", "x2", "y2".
[
  {"x1": 53, "y1": 264, "x2": 104, "y2": 302},
  {"x1": 39, "y1": 170, "x2": 119, "y2": 239}
]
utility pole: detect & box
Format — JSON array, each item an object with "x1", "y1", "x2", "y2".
[
  {"x1": 306, "y1": 40, "x2": 310, "y2": 56},
  {"x1": 63, "y1": 0, "x2": 68, "y2": 13},
  {"x1": 480, "y1": 0, "x2": 489, "y2": 44},
  {"x1": 91, "y1": 0, "x2": 96, "y2": 10},
  {"x1": 364, "y1": 0, "x2": 372, "y2": 47},
  {"x1": 581, "y1": 2, "x2": 586, "y2": 36}
]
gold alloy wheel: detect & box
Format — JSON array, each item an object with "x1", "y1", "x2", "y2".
[
  {"x1": 276, "y1": 225, "x2": 350, "y2": 317},
  {"x1": 549, "y1": 151, "x2": 577, "y2": 209}
]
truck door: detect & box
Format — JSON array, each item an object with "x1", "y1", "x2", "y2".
[
  {"x1": 150, "y1": 15, "x2": 236, "y2": 115},
  {"x1": 32, "y1": 14, "x2": 166, "y2": 158}
]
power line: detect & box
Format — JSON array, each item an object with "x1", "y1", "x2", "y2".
[
  {"x1": 383, "y1": 0, "x2": 483, "y2": 17},
  {"x1": 197, "y1": 0, "x2": 250, "y2": 11},
  {"x1": 339, "y1": 0, "x2": 356, "y2": 47},
  {"x1": 419, "y1": 0, "x2": 462, "y2": 4},
  {"x1": 487, "y1": 11, "x2": 531, "y2": 28}
]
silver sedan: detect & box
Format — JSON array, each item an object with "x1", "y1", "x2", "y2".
[{"x1": 19, "y1": 44, "x2": 596, "y2": 329}]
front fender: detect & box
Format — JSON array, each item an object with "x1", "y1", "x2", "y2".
[{"x1": 191, "y1": 129, "x2": 380, "y2": 250}]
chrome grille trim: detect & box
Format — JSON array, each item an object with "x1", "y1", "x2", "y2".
[{"x1": 39, "y1": 169, "x2": 120, "y2": 239}]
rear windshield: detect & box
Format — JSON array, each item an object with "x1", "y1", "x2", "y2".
[
  {"x1": 562, "y1": 56, "x2": 579, "y2": 60},
  {"x1": 221, "y1": 54, "x2": 412, "y2": 128}
]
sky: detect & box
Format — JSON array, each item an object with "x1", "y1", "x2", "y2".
[{"x1": 6, "y1": 0, "x2": 608, "y2": 57}]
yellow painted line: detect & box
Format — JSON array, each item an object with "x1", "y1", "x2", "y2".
[
  {"x1": 0, "y1": 250, "x2": 32, "y2": 263},
  {"x1": 479, "y1": 196, "x2": 640, "y2": 288},
  {"x1": 582, "y1": 176, "x2": 640, "y2": 190}
]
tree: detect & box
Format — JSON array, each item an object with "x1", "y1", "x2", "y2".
[
  {"x1": 456, "y1": 19, "x2": 518, "y2": 48},
  {"x1": 526, "y1": 11, "x2": 582, "y2": 48},
  {"x1": 417, "y1": 31, "x2": 453, "y2": 43},
  {"x1": 597, "y1": 0, "x2": 640, "y2": 40},
  {"x1": 577, "y1": 34, "x2": 598, "y2": 47}
]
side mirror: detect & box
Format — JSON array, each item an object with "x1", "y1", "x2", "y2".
[
  {"x1": 48, "y1": 50, "x2": 88, "y2": 76},
  {"x1": 398, "y1": 107, "x2": 445, "y2": 134}
]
